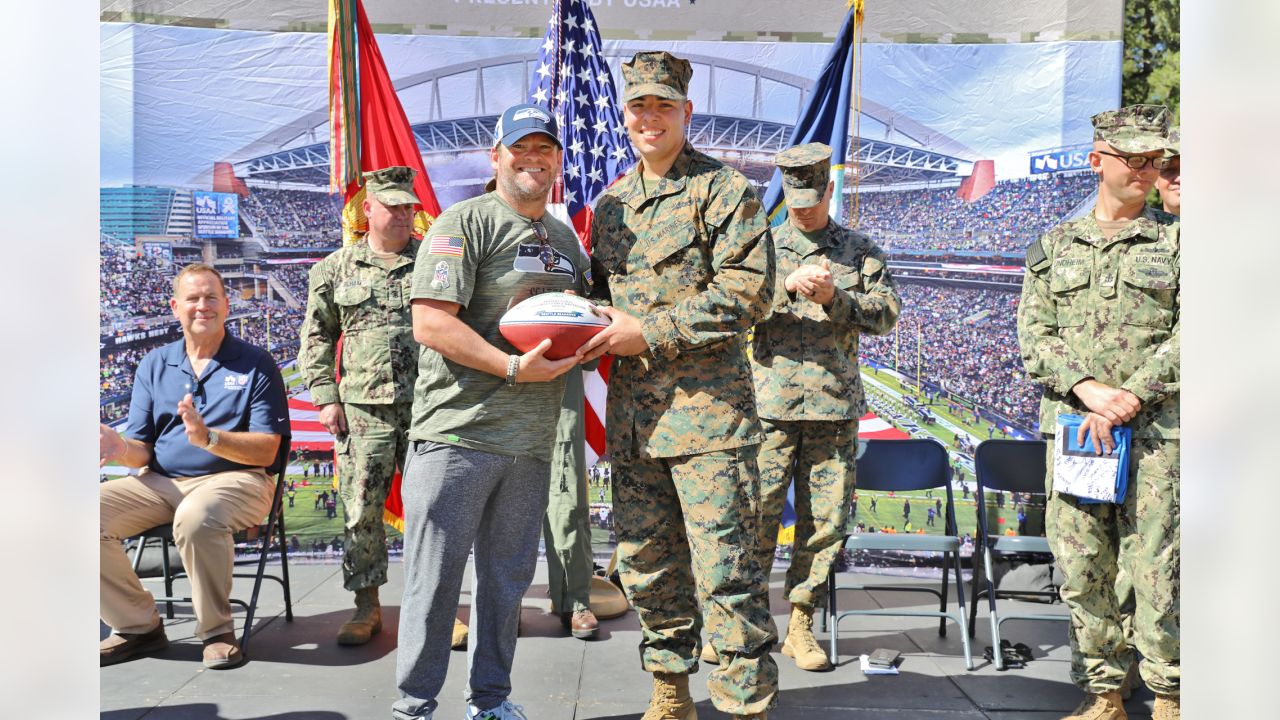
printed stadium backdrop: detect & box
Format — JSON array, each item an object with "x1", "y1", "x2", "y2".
[{"x1": 100, "y1": 0, "x2": 1123, "y2": 541}]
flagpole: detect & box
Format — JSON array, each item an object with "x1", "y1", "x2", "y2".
[{"x1": 843, "y1": 0, "x2": 865, "y2": 227}]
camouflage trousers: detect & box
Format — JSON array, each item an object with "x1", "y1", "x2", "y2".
[
  {"x1": 335, "y1": 401, "x2": 411, "y2": 592},
  {"x1": 613, "y1": 445, "x2": 778, "y2": 716},
  {"x1": 757, "y1": 419, "x2": 857, "y2": 608},
  {"x1": 1045, "y1": 437, "x2": 1179, "y2": 696},
  {"x1": 542, "y1": 405, "x2": 593, "y2": 614}
]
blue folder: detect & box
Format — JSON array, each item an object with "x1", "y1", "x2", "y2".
[{"x1": 1055, "y1": 413, "x2": 1132, "y2": 504}]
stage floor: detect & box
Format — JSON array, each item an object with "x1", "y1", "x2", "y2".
[{"x1": 100, "y1": 560, "x2": 1156, "y2": 719}]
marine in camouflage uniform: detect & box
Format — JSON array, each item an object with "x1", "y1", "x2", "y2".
[
  {"x1": 1016, "y1": 106, "x2": 1179, "y2": 719},
  {"x1": 584, "y1": 51, "x2": 777, "y2": 719},
  {"x1": 298, "y1": 166, "x2": 421, "y2": 645},
  {"x1": 750, "y1": 143, "x2": 900, "y2": 671}
]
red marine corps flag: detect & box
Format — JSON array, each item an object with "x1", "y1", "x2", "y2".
[
  {"x1": 530, "y1": 0, "x2": 637, "y2": 466},
  {"x1": 328, "y1": 0, "x2": 442, "y2": 529}
]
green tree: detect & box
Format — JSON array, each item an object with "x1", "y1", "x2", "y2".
[{"x1": 1124, "y1": 0, "x2": 1180, "y2": 121}]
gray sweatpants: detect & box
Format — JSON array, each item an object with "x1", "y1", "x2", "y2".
[{"x1": 393, "y1": 441, "x2": 551, "y2": 720}]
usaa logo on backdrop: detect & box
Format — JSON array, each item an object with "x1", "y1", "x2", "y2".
[{"x1": 1028, "y1": 145, "x2": 1092, "y2": 175}]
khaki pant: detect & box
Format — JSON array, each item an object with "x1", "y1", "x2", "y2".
[{"x1": 100, "y1": 467, "x2": 275, "y2": 640}]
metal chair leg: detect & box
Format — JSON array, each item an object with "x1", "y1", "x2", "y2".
[
  {"x1": 276, "y1": 502, "x2": 293, "y2": 621},
  {"x1": 827, "y1": 571, "x2": 839, "y2": 665},
  {"x1": 159, "y1": 537, "x2": 175, "y2": 619},
  {"x1": 984, "y1": 546, "x2": 1004, "y2": 670},
  {"x1": 952, "y1": 549, "x2": 974, "y2": 671},
  {"x1": 938, "y1": 553, "x2": 950, "y2": 637}
]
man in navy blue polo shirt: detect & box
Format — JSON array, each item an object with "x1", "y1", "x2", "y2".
[{"x1": 99, "y1": 264, "x2": 289, "y2": 670}]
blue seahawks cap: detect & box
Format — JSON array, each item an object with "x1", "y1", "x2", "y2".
[{"x1": 494, "y1": 103, "x2": 562, "y2": 148}]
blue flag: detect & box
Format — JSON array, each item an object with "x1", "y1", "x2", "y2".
[{"x1": 760, "y1": 7, "x2": 856, "y2": 227}]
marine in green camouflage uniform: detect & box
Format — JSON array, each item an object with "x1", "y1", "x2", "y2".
[
  {"x1": 298, "y1": 167, "x2": 421, "y2": 644},
  {"x1": 582, "y1": 51, "x2": 777, "y2": 718},
  {"x1": 750, "y1": 143, "x2": 900, "y2": 671},
  {"x1": 1016, "y1": 106, "x2": 1179, "y2": 719}
]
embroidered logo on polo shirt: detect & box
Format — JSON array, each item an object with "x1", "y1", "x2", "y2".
[{"x1": 223, "y1": 374, "x2": 250, "y2": 390}]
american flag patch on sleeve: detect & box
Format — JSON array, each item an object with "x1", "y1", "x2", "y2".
[{"x1": 428, "y1": 236, "x2": 465, "y2": 257}]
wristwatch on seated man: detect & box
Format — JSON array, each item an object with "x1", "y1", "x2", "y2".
[{"x1": 202, "y1": 429, "x2": 221, "y2": 450}]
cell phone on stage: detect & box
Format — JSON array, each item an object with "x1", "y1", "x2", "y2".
[{"x1": 868, "y1": 648, "x2": 901, "y2": 667}]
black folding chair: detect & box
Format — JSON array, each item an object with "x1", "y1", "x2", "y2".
[
  {"x1": 967, "y1": 439, "x2": 1066, "y2": 669},
  {"x1": 129, "y1": 439, "x2": 295, "y2": 654},
  {"x1": 825, "y1": 438, "x2": 973, "y2": 670}
]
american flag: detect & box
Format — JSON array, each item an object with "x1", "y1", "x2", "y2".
[
  {"x1": 427, "y1": 235, "x2": 464, "y2": 257},
  {"x1": 530, "y1": 0, "x2": 635, "y2": 467}
]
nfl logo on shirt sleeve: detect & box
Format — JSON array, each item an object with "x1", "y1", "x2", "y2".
[{"x1": 429, "y1": 236, "x2": 465, "y2": 257}]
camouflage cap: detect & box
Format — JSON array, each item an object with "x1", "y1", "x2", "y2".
[
  {"x1": 622, "y1": 51, "x2": 692, "y2": 103},
  {"x1": 362, "y1": 166, "x2": 420, "y2": 206},
  {"x1": 1091, "y1": 104, "x2": 1171, "y2": 154},
  {"x1": 775, "y1": 142, "x2": 832, "y2": 209},
  {"x1": 1164, "y1": 125, "x2": 1180, "y2": 158}
]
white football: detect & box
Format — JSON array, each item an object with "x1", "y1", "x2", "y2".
[{"x1": 499, "y1": 292, "x2": 611, "y2": 360}]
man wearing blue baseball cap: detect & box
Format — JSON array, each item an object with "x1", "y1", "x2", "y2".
[{"x1": 393, "y1": 103, "x2": 589, "y2": 720}]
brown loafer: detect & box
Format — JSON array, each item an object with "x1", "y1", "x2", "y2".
[
  {"x1": 568, "y1": 608, "x2": 598, "y2": 639},
  {"x1": 201, "y1": 632, "x2": 244, "y2": 669},
  {"x1": 100, "y1": 624, "x2": 168, "y2": 667}
]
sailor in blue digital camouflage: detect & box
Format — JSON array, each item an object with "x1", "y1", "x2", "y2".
[
  {"x1": 748, "y1": 142, "x2": 900, "y2": 672},
  {"x1": 1016, "y1": 105, "x2": 1179, "y2": 720},
  {"x1": 299, "y1": 166, "x2": 465, "y2": 647},
  {"x1": 578, "y1": 50, "x2": 777, "y2": 720}
]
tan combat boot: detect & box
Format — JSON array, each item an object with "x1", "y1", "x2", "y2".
[
  {"x1": 452, "y1": 617, "x2": 469, "y2": 649},
  {"x1": 640, "y1": 672, "x2": 697, "y2": 720},
  {"x1": 780, "y1": 604, "x2": 832, "y2": 671},
  {"x1": 337, "y1": 586, "x2": 382, "y2": 646},
  {"x1": 1063, "y1": 690, "x2": 1127, "y2": 720},
  {"x1": 1152, "y1": 694, "x2": 1179, "y2": 720}
]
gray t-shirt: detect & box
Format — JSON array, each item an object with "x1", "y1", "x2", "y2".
[{"x1": 409, "y1": 192, "x2": 587, "y2": 461}]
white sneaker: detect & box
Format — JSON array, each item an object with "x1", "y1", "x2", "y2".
[{"x1": 465, "y1": 701, "x2": 528, "y2": 720}]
